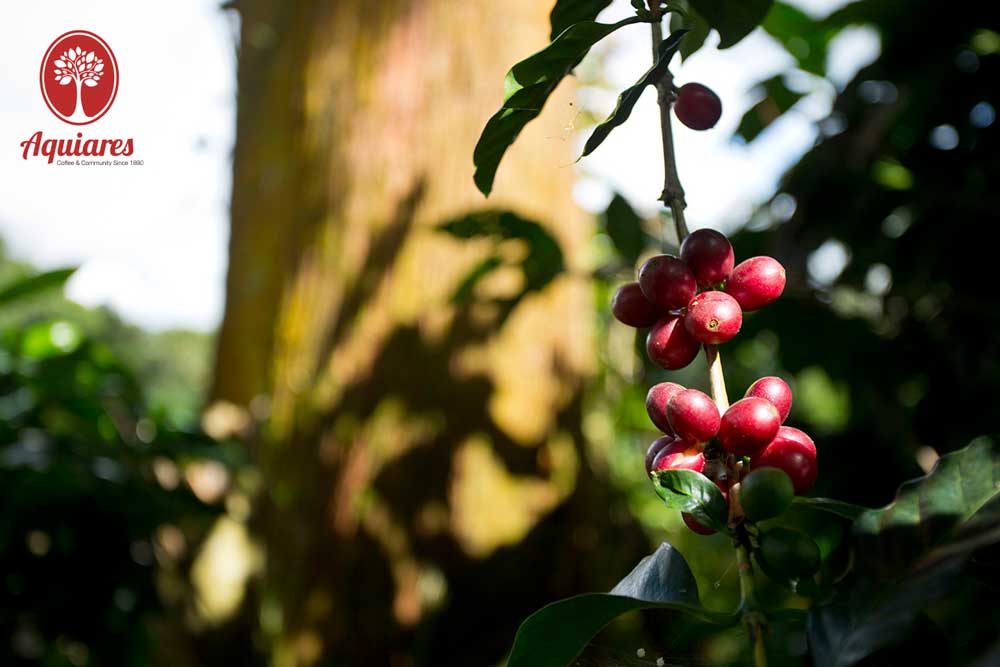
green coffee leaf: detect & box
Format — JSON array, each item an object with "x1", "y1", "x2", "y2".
[
  {"x1": 651, "y1": 468, "x2": 728, "y2": 531},
  {"x1": 0, "y1": 267, "x2": 76, "y2": 306},
  {"x1": 793, "y1": 496, "x2": 868, "y2": 521},
  {"x1": 808, "y1": 436, "x2": 1000, "y2": 667},
  {"x1": 507, "y1": 543, "x2": 736, "y2": 667},
  {"x1": 582, "y1": 29, "x2": 689, "y2": 158},
  {"x1": 689, "y1": 0, "x2": 773, "y2": 48},
  {"x1": 670, "y1": 4, "x2": 710, "y2": 60},
  {"x1": 549, "y1": 0, "x2": 613, "y2": 40},
  {"x1": 473, "y1": 17, "x2": 643, "y2": 196}
]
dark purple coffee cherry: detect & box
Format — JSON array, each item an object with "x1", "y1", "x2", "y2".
[
  {"x1": 639, "y1": 254, "x2": 697, "y2": 311},
  {"x1": 612, "y1": 281, "x2": 662, "y2": 327},
  {"x1": 674, "y1": 83, "x2": 722, "y2": 131},
  {"x1": 679, "y1": 229, "x2": 734, "y2": 287}
]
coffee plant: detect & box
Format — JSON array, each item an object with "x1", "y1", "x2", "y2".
[{"x1": 473, "y1": 1, "x2": 1000, "y2": 666}]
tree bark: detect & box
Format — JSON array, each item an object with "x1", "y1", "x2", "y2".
[{"x1": 211, "y1": 2, "x2": 646, "y2": 665}]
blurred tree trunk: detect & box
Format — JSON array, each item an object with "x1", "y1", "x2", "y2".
[{"x1": 211, "y1": 1, "x2": 646, "y2": 666}]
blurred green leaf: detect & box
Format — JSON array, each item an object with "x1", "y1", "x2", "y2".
[
  {"x1": 736, "y1": 75, "x2": 805, "y2": 143},
  {"x1": 507, "y1": 543, "x2": 736, "y2": 667},
  {"x1": 762, "y1": 2, "x2": 836, "y2": 75},
  {"x1": 582, "y1": 29, "x2": 689, "y2": 157},
  {"x1": 474, "y1": 17, "x2": 644, "y2": 196},
  {"x1": 601, "y1": 193, "x2": 653, "y2": 267},
  {"x1": 690, "y1": 0, "x2": 773, "y2": 48},
  {"x1": 651, "y1": 468, "x2": 728, "y2": 531},
  {"x1": 671, "y1": 4, "x2": 711, "y2": 60},
  {"x1": 0, "y1": 267, "x2": 76, "y2": 307},
  {"x1": 549, "y1": 0, "x2": 613, "y2": 40},
  {"x1": 21, "y1": 320, "x2": 83, "y2": 359}
]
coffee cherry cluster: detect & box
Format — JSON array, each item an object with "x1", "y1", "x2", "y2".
[
  {"x1": 643, "y1": 376, "x2": 818, "y2": 534},
  {"x1": 611, "y1": 229, "x2": 786, "y2": 370}
]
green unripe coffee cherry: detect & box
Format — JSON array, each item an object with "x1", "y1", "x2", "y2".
[
  {"x1": 739, "y1": 467, "x2": 794, "y2": 521},
  {"x1": 758, "y1": 527, "x2": 821, "y2": 578}
]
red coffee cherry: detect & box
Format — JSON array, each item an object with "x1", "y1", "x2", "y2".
[
  {"x1": 684, "y1": 291, "x2": 743, "y2": 344},
  {"x1": 718, "y1": 397, "x2": 781, "y2": 457},
  {"x1": 725, "y1": 256, "x2": 786, "y2": 311},
  {"x1": 683, "y1": 512, "x2": 717, "y2": 535},
  {"x1": 645, "y1": 435, "x2": 675, "y2": 475},
  {"x1": 646, "y1": 382, "x2": 685, "y2": 435},
  {"x1": 679, "y1": 229, "x2": 735, "y2": 287},
  {"x1": 682, "y1": 477, "x2": 727, "y2": 535},
  {"x1": 745, "y1": 376, "x2": 793, "y2": 423},
  {"x1": 646, "y1": 315, "x2": 701, "y2": 370},
  {"x1": 638, "y1": 254, "x2": 697, "y2": 311},
  {"x1": 612, "y1": 281, "x2": 663, "y2": 327},
  {"x1": 651, "y1": 438, "x2": 705, "y2": 473},
  {"x1": 666, "y1": 389, "x2": 721, "y2": 444},
  {"x1": 674, "y1": 83, "x2": 722, "y2": 131},
  {"x1": 754, "y1": 426, "x2": 817, "y2": 494}
]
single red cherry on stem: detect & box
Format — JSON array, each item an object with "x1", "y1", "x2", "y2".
[
  {"x1": 719, "y1": 397, "x2": 781, "y2": 457},
  {"x1": 679, "y1": 229, "x2": 735, "y2": 287},
  {"x1": 638, "y1": 254, "x2": 697, "y2": 311},
  {"x1": 674, "y1": 82, "x2": 722, "y2": 131},
  {"x1": 684, "y1": 291, "x2": 743, "y2": 344},
  {"x1": 754, "y1": 426, "x2": 817, "y2": 494},
  {"x1": 651, "y1": 438, "x2": 705, "y2": 473},
  {"x1": 645, "y1": 435, "x2": 675, "y2": 475},
  {"x1": 745, "y1": 376, "x2": 793, "y2": 423},
  {"x1": 612, "y1": 281, "x2": 662, "y2": 327},
  {"x1": 646, "y1": 315, "x2": 701, "y2": 370},
  {"x1": 666, "y1": 389, "x2": 721, "y2": 444},
  {"x1": 646, "y1": 382, "x2": 686, "y2": 435},
  {"x1": 725, "y1": 256, "x2": 786, "y2": 311}
]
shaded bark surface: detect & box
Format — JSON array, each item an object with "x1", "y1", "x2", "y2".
[{"x1": 211, "y1": 1, "x2": 649, "y2": 665}]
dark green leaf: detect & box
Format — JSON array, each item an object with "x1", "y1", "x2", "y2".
[
  {"x1": 474, "y1": 17, "x2": 643, "y2": 196},
  {"x1": 754, "y1": 550, "x2": 819, "y2": 596},
  {"x1": 0, "y1": 267, "x2": 76, "y2": 306},
  {"x1": 582, "y1": 30, "x2": 689, "y2": 158},
  {"x1": 549, "y1": 0, "x2": 613, "y2": 40},
  {"x1": 507, "y1": 543, "x2": 736, "y2": 667},
  {"x1": 852, "y1": 435, "x2": 1000, "y2": 577},
  {"x1": 807, "y1": 437, "x2": 1000, "y2": 667},
  {"x1": 651, "y1": 468, "x2": 728, "y2": 531},
  {"x1": 438, "y1": 210, "x2": 564, "y2": 301},
  {"x1": 735, "y1": 75, "x2": 805, "y2": 143},
  {"x1": 670, "y1": 5, "x2": 710, "y2": 60},
  {"x1": 793, "y1": 496, "x2": 868, "y2": 521},
  {"x1": 689, "y1": 0, "x2": 773, "y2": 48},
  {"x1": 601, "y1": 194, "x2": 653, "y2": 266}
]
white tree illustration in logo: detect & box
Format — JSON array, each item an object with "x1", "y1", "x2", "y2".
[{"x1": 52, "y1": 46, "x2": 105, "y2": 122}]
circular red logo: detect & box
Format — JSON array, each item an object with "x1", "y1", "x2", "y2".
[{"x1": 39, "y1": 30, "x2": 119, "y2": 125}]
